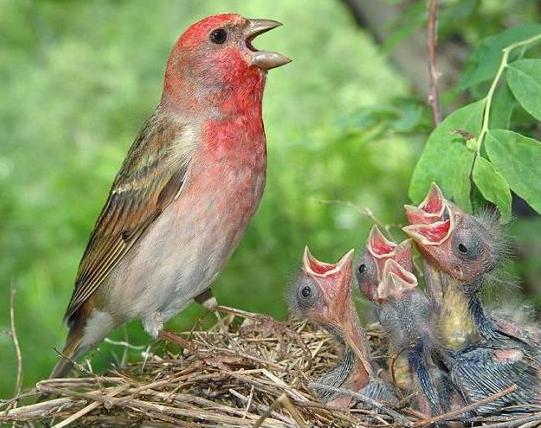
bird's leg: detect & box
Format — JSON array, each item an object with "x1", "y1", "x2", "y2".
[
  {"x1": 194, "y1": 288, "x2": 218, "y2": 310},
  {"x1": 194, "y1": 288, "x2": 228, "y2": 334}
]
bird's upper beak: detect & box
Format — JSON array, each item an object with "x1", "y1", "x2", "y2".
[
  {"x1": 405, "y1": 183, "x2": 447, "y2": 225},
  {"x1": 377, "y1": 259, "x2": 417, "y2": 302},
  {"x1": 244, "y1": 18, "x2": 291, "y2": 70},
  {"x1": 367, "y1": 225, "x2": 397, "y2": 258},
  {"x1": 402, "y1": 219, "x2": 453, "y2": 246}
]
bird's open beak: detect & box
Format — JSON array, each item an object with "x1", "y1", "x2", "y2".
[
  {"x1": 342, "y1": 320, "x2": 375, "y2": 380},
  {"x1": 367, "y1": 225, "x2": 396, "y2": 258},
  {"x1": 402, "y1": 219, "x2": 453, "y2": 246},
  {"x1": 405, "y1": 183, "x2": 447, "y2": 224},
  {"x1": 245, "y1": 19, "x2": 291, "y2": 70},
  {"x1": 377, "y1": 259, "x2": 418, "y2": 302}
]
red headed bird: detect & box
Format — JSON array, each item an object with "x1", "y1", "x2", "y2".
[{"x1": 50, "y1": 14, "x2": 290, "y2": 378}]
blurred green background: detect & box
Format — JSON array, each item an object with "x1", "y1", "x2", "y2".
[{"x1": 1, "y1": 0, "x2": 541, "y2": 397}]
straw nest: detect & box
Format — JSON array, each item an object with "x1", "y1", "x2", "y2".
[{"x1": 1, "y1": 305, "x2": 541, "y2": 428}]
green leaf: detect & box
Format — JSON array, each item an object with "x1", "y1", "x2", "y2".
[
  {"x1": 472, "y1": 156, "x2": 512, "y2": 222},
  {"x1": 409, "y1": 100, "x2": 485, "y2": 207},
  {"x1": 452, "y1": 148, "x2": 475, "y2": 212},
  {"x1": 489, "y1": 83, "x2": 515, "y2": 129},
  {"x1": 507, "y1": 59, "x2": 541, "y2": 121},
  {"x1": 459, "y1": 24, "x2": 541, "y2": 90},
  {"x1": 486, "y1": 129, "x2": 541, "y2": 214}
]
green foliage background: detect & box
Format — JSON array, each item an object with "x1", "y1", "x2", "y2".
[{"x1": 1, "y1": 0, "x2": 541, "y2": 398}]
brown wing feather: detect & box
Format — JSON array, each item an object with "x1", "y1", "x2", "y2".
[{"x1": 64, "y1": 111, "x2": 194, "y2": 324}]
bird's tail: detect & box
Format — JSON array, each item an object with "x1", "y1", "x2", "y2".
[{"x1": 48, "y1": 329, "x2": 84, "y2": 379}]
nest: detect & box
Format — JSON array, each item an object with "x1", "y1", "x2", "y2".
[{"x1": 2, "y1": 306, "x2": 541, "y2": 427}]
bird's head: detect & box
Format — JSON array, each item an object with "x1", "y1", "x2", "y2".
[
  {"x1": 377, "y1": 259, "x2": 418, "y2": 303},
  {"x1": 356, "y1": 225, "x2": 413, "y2": 302},
  {"x1": 163, "y1": 14, "x2": 290, "y2": 108},
  {"x1": 290, "y1": 247, "x2": 356, "y2": 330},
  {"x1": 403, "y1": 187, "x2": 504, "y2": 284},
  {"x1": 290, "y1": 246, "x2": 375, "y2": 378}
]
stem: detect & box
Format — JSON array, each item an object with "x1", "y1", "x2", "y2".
[
  {"x1": 475, "y1": 32, "x2": 541, "y2": 153},
  {"x1": 427, "y1": 0, "x2": 441, "y2": 125}
]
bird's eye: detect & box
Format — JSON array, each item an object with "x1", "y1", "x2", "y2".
[
  {"x1": 210, "y1": 28, "x2": 227, "y2": 44},
  {"x1": 358, "y1": 264, "x2": 367, "y2": 275},
  {"x1": 301, "y1": 286, "x2": 312, "y2": 298},
  {"x1": 458, "y1": 243, "x2": 468, "y2": 254}
]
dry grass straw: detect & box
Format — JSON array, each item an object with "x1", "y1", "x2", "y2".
[{"x1": 1, "y1": 305, "x2": 540, "y2": 427}]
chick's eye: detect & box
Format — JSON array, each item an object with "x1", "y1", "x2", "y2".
[
  {"x1": 358, "y1": 264, "x2": 367, "y2": 275},
  {"x1": 301, "y1": 286, "x2": 311, "y2": 298},
  {"x1": 210, "y1": 28, "x2": 227, "y2": 44},
  {"x1": 458, "y1": 243, "x2": 468, "y2": 254}
]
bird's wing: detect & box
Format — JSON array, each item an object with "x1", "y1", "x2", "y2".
[{"x1": 64, "y1": 111, "x2": 196, "y2": 323}]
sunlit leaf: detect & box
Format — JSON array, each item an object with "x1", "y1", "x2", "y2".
[
  {"x1": 472, "y1": 156, "x2": 512, "y2": 222},
  {"x1": 486, "y1": 130, "x2": 541, "y2": 214},
  {"x1": 452, "y1": 148, "x2": 475, "y2": 212},
  {"x1": 507, "y1": 59, "x2": 541, "y2": 121},
  {"x1": 459, "y1": 24, "x2": 541, "y2": 90},
  {"x1": 489, "y1": 83, "x2": 515, "y2": 129},
  {"x1": 409, "y1": 100, "x2": 485, "y2": 206}
]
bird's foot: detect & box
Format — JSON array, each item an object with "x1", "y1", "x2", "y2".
[
  {"x1": 194, "y1": 288, "x2": 219, "y2": 311},
  {"x1": 194, "y1": 289, "x2": 229, "y2": 334},
  {"x1": 143, "y1": 312, "x2": 164, "y2": 338}
]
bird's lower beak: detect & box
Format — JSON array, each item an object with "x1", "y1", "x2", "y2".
[
  {"x1": 343, "y1": 325, "x2": 375, "y2": 380},
  {"x1": 244, "y1": 18, "x2": 291, "y2": 70}
]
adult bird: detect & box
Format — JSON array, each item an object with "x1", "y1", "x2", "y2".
[
  {"x1": 50, "y1": 14, "x2": 290, "y2": 378},
  {"x1": 289, "y1": 247, "x2": 397, "y2": 408}
]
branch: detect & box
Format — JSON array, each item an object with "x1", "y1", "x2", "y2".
[
  {"x1": 427, "y1": 0, "x2": 442, "y2": 125},
  {"x1": 9, "y1": 285, "x2": 23, "y2": 401},
  {"x1": 308, "y1": 382, "x2": 413, "y2": 426}
]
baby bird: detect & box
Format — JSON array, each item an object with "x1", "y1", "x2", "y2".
[
  {"x1": 356, "y1": 230, "x2": 458, "y2": 415},
  {"x1": 403, "y1": 184, "x2": 477, "y2": 350},
  {"x1": 377, "y1": 257, "x2": 453, "y2": 417},
  {"x1": 404, "y1": 186, "x2": 538, "y2": 346},
  {"x1": 356, "y1": 225, "x2": 413, "y2": 303},
  {"x1": 289, "y1": 246, "x2": 397, "y2": 407},
  {"x1": 404, "y1": 186, "x2": 541, "y2": 414}
]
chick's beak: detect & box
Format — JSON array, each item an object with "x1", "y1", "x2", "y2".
[{"x1": 245, "y1": 18, "x2": 291, "y2": 70}]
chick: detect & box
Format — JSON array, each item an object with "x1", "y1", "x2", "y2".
[
  {"x1": 404, "y1": 186, "x2": 541, "y2": 414},
  {"x1": 289, "y1": 246, "x2": 397, "y2": 407},
  {"x1": 378, "y1": 258, "x2": 457, "y2": 417},
  {"x1": 404, "y1": 186, "x2": 538, "y2": 348}
]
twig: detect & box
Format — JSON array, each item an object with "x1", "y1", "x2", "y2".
[
  {"x1": 242, "y1": 385, "x2": 254, "y2": 419},
  {"x1": 104, "y1": 337, "x2": 146, "y2": 351},
  {"x1": 253, "y1": 392, "x2": 307, "y2": 428},
  {"x1": 427, "y1": 0, "x2": 442, "y2": 125},
  {"x1": 481, "y1": 414, "x2": 541, "y2": 428},
  {"x1": 9, "y1": 286, "x2": 23, "y2": 402},
  {"x1": 415, "y1": 384, "x2": 517, "y2": 426},
  {"x1": 312, "y1": 198, "x2": 401, "y2": 240},
  {"x1": 309, "y1": 382, "x2": 413, "y2": 426},
  {"x1": 51, "y1": 384, "x2": 129, "y2": 428},
  {"x1": 277, "y1": 394, "x2": 308, "y2": 428},
  {"x1": 0, "y1": 398, "x2": 82, "y2": 420}
]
